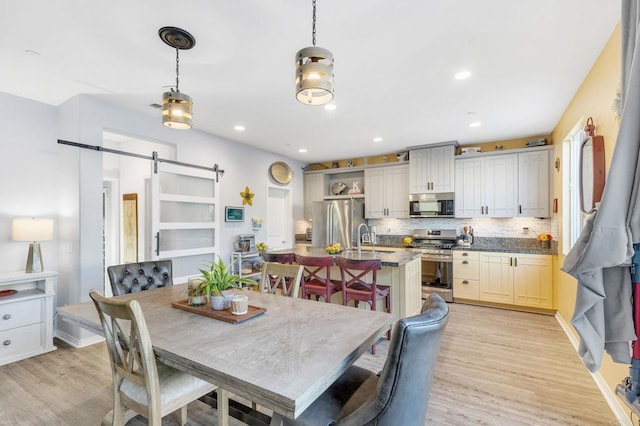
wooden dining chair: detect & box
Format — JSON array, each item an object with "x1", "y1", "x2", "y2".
[
  {"x1": 335, "y1": 257, "x2": 390, "y2": 354},
  {"x1": 89, "y1": 290, "x2": 215, "y2": 426},
  {"x1": 295, "y1": 254, "x2": 340, "y2": 303},
  {"x1": 259, "y1": 262, "x2": 304, "y2": 297},
  {"x1": 270, "y1": 294, "x2": 450, "y2": 426}
]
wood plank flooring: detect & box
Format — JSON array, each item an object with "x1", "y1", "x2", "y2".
[{"x1": 0, "y1": 303, "x2": 620, "y2": 425}]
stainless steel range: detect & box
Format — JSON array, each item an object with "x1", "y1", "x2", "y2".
[{"x1": 409, "y1": 229, "x2": 457, "y2": 302}]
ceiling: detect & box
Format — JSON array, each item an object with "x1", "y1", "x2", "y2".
[{"x1": 3, "y1": 1, "x2": 620, "y2": 162}]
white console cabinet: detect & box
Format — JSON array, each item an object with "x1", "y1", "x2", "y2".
[{"x1": 0, "y1": 271, "x2": 57, "y2": 365}]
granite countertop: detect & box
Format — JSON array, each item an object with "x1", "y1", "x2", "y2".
[
  {"x1": 452, "y1": 237, "x2": 557, "y2": 255},
  {"x1": 267, "y1": 246, "x2": 421, "y2": 267}
]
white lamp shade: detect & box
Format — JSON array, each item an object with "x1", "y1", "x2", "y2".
[{"x1": 12, "y1": 218, "x2": 54, "y2": 242}]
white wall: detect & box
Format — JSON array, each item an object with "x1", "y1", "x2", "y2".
[{"x1": 0, "y1": 91, "x2": 305, "y2": 345}]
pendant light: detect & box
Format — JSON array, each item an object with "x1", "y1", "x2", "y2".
[
  {"x1": 159, "y1": 26, "x2": 196, "y2": 129},
  {"x1": 295, "y1": 0, "x2": 334, "y2": 106}
]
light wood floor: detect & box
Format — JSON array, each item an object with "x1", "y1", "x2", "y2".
[{"x1": 0, "y1": 303, "x2": 620, "y2": 425}]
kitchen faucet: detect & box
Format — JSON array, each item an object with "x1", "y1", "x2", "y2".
[{"x1": 357, "y1": 223, "x2": 370, "y2": 255}]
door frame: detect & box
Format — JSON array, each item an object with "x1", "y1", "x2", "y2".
[{"x1": 266, "y1": 184, "x2": 293, "y2": 249}]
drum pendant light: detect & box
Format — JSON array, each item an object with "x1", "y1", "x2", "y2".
[
  {"x1": 295, "y1": 0, "x2": 334, "y2": 106},
  {"x1": 159, "y1": 27, "x2": 196, "y2": 129}
]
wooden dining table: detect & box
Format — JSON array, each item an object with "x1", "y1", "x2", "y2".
[{"x1": 57, "y1": 284, "x2": 392, "y2": 426}]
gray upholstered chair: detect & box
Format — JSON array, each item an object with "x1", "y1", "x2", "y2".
[
  {"x1": 270, "y1": 293, "x2": 449, "y2": 426},
  {"x1": 89, "y1": 290, "x2": 216, "y2": 425},
  {"x1": 107, "y1": 260, "x2": 173, "y2": 296}
]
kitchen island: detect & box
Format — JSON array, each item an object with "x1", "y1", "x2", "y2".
[{"x1": 265, "y1": 247, "x2": 422, "y2": 322}]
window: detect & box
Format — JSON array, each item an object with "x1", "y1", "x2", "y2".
[{"x1": 562, "y1": 121, "x2": 587, "y2": 254}]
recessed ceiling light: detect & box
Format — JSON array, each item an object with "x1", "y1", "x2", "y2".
[
  {"x1": 234, "y1": 125, "x2": 245, "y2": 131},
  {"x1": 468, "y1": 121, "x2": 482, "y2": 128},
  {"x1": 454, "y1": 70, "x2": 472, "y2": 80},
  {"x1": 298, "y1": 148, "x2": 307, "y2": 153},
  {"x1": 324, "y1": 104, "x2": 337, "y2": 110},
  {"x1": 373, "y1": 137, "x2": 383, "y2": 142}
]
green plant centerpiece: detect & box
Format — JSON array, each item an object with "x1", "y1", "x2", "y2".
[{"x1": 195, "y1": 257, "x2": 255, "y2": 310}]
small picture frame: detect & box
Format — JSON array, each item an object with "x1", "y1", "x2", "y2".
[{"x1": 225, "y1": 206, "x2": 244, "y2": 222}]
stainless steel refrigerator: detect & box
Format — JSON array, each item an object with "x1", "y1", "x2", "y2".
[{"x1": 311, "y1": 199, "x2": 366, "y2": 249}]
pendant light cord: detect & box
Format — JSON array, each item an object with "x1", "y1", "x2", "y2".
[
  {"x1": 312, "y1": 0, "x2": 317, "y2": 47},
  {"x1": 175, "y1": 44, "x2": 180, "y2": 92}
]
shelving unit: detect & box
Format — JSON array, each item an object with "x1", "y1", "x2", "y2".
[
  {"x1": 0, "y1": 271, "x2": 57, "y2": 365},
  {"x1": 231, "y1": 251, "x2": 262, "y2": 283}
]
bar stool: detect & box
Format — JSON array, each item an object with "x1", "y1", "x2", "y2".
[
  {"x1": 260, "y1": 252, "x2": 295, "y2": 264},
  {"x1": 295, "y1": 254, "x2": 340, "y2": 303},
  {"x1": 335, "y1": 257, "x2": 390, "y2": 354}
]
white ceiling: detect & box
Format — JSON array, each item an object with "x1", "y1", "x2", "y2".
[{"x1": 3, "y1": 1, "x2": 620, "y2": 162}]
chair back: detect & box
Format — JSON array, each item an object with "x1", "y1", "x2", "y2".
[
  {"x1": 294, "y1": 254, "x2": 333, "y2": 284},
  {"x1": 335, "y1": 257, "x2": 382, "y2": 292},
  {"x1": 340, "y1": 293, "x2": 449, "y2": 426},
  {"x1": 260, "y1": 252, "x2": 295, "y2": 264},
  {"x1": 259, "y1": 262, "x2": 304, "y2": 297},
  {"x1": 107, "y1": 260, "x2": 173, "y2": 296},
  {"x1": 89, "y1": 290, "x2": 161, "y2": 416}
]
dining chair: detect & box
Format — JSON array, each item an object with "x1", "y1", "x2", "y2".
[
  {"x1": 270, "y1": 293, "x2": 449, "y2": 426},
  {"x1": 295, "y1": 254, "x2": 340, "y2": 303},
  {"x1": 89, "y1": 290, "x2": 216, "y2": 426},
  {"x1": 107, "y1": 260, "x2": 173, "y2": 296},
  {"x1": 335, "y1": 257, "x2": 390, "y2": 354},
  {"x1": 259, "y1": 262, "x2": 304, "y2": 297}
]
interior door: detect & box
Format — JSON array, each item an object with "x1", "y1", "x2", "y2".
[
  {"x1": 150, "y1": 162, "x2": 219, "y2": 283},
  {"x1": 266, "y1": 186, "x2": 291, "y2": 249}
]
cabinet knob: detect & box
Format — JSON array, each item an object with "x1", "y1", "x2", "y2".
[
  {"x1": 462, "y1": 260, "x2": 469, "y2": 264},
  {"x1": 462, "y1": 252, "x2": 469, "y2": 256},
  {"x1": 2, "y1": 314, "x2": 10, "y2": 320},
  {"x1": 462, "y1": 280, "x2": 469, "y2": 284},
  {"x1": 3, "y1": 340, "x2": 10, "y2": 346}
]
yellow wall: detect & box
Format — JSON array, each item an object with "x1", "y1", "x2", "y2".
[{"x1": 551, "y1": 23, "x2": 626, "y2": 401}]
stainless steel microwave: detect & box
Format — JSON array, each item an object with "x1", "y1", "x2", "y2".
[{"x1": 409, "y1": 193, "x2": 455, "y2": 218}]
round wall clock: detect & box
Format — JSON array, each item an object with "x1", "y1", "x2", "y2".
[{"x1": 269, "y1": 162, "x2": 293, "y2": 184}]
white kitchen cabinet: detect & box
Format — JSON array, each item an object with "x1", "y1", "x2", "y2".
[
  {"x1": 303, "y1": 173, "x2": 325, "y2": 219},
  {"x1": 364, "y1": 164, "x2": 409, "y2": 218},
  {"x1": 0, "y1": 271, "x2": 57, "y2": 366},
  {"x1": 452, "y1": 250, "x2": 480, "y2": 300},
  {"x1": 477, "y1": 251, "x2": 552, "y2": 309},
  {"x1": 409, "y1": 145, "x2": 455, "y2": 194},
  {"x1": 518, "y1": 150, "x2": 551, "y2": 217},
  {"x1": 455, "y1": 147, "x2": 552, "y2": 218}
]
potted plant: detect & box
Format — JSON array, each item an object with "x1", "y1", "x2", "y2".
[{"x1": 195, "y1": 257, "x2": 255, "y2": 310}]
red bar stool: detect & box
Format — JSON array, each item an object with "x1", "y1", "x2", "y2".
[
  {"x1": 295, "y1": 254, "x2": 340, "y2": 303},
  {"x1": 335, "y1": 257, "x2": 390, "y2": 354}
]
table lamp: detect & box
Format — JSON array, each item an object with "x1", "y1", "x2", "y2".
[{"x1": 12, "y1": 218, "x2": 54, "y2": 273}]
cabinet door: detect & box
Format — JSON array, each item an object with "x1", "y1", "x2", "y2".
[
  {"x1": 518, "y1": 151, "x2": 550, "y2": 217},
  {"x1": 304, "y1": 173, "x2": 325, "y2": 219},
  {"x1": 429, "y1": 145, "x2": 455, "y2": 193},
  {"x1": 478, "y1": 252, "x2": 514, "y2": 303},
  {"x1": 512, "y1": 254, "x2": 552, "y2": 309},
  {"x1": 409, "y1": 148, "x2": 429, "y2": 194},
  {"x1": 454, "y1": 158, "x2": 483, "y2": 218},
  {"x1": 483, "y1": 154, "x2": 518, "y2": 217},
  {"x1": 364, "y1": 168, "x2": 386, "y2": 218},
  {"x1": 386, "y1": 165, "x2": 409, "y2": 218}
]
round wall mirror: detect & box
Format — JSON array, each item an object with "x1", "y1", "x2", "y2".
[{"x1": 580, "y1": 135, "x2": 605, "y2": 213}]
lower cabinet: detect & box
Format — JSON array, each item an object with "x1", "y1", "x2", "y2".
[{"x1": 454, "y1": 251, "x2": 553, "y2": 310}]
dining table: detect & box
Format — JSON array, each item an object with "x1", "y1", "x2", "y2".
[{"x1": 57, "y1": 284, "x2": 392, "y2": 426}]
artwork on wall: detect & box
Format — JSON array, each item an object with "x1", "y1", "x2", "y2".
[
  {"x1": 122, "y1": 193, "x2": 138, "y2": 263},
  {"x1": 241, "y1": 186, "x2": 254, "y2": 205},
  {"x1": 225, "y1": 206, "x2": 245, "y2": 222}
]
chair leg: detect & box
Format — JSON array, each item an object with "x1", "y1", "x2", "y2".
[{"x1": 171, "y1": 406, "x2": 188, "y2": 426}]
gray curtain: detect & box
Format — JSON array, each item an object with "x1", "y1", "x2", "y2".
[{"x1": 562, "y1": 0, "x2": 640, "y2": 373}]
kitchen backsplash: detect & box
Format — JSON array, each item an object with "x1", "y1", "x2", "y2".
[{"x1": 296, "y1": 216, "x2": 557, "y2": 240}]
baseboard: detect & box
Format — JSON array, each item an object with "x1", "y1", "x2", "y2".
[
  {"x1": 55, "y1": 329, "x2": 104, "y2": 348},
  {"x1": 555, "y1": 312, "x2": 632, "y2": 426}
]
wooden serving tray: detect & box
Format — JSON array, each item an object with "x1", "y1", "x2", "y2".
[{"x1": 171, "y1": 299, "x2": 266, "y2": 324}]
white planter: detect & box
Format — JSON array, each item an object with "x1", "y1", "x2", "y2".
[{"x1": 210, "y1": 290, "x2": 234, "y2": 310}]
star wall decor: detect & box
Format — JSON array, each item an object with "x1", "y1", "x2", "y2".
[{"x1": 241, "y1": 186, "x2": 254, "y2": 205}]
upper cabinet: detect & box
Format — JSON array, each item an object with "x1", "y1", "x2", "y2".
[
  {"x1": 409, "y1": 144, "x2": 456, "y2": 194},
  {"x1": 455, "y1": 147, "x2": 552, "y2": 218},
  {"x1": 365, "y1": 164, "x2": 409, "y2": 219},
  {"x1": 303, "y1": 173, "x2": 326, "y2": 220}
]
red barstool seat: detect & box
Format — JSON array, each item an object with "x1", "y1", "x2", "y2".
[
  {"x1": 335, "y1": 257, "x2": 390, "y2": 354},
  {"x1": 295, "y1": 254, "x2": 340, "y2": 303}
]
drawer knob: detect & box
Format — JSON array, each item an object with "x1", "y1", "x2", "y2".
[
  {"x1": 2, "y1": 314, "x2": 10, "y2": 320},
  {"x1": 462, "y1": 260, "x2": 469, "y2": 264},
  {"x1": 462, "y1": 252, "x2": 469, "y2": 256},
  {"x1": 3, "y1": 340, "x2": 10, "y2": 346},
  {"x1": 462, "y1": 280, "x2": 469, "y2": 284}
]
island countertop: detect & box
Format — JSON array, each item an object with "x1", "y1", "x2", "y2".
[{"x1": 266, "y1": 246, "x2": 421, "y2": 267}]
